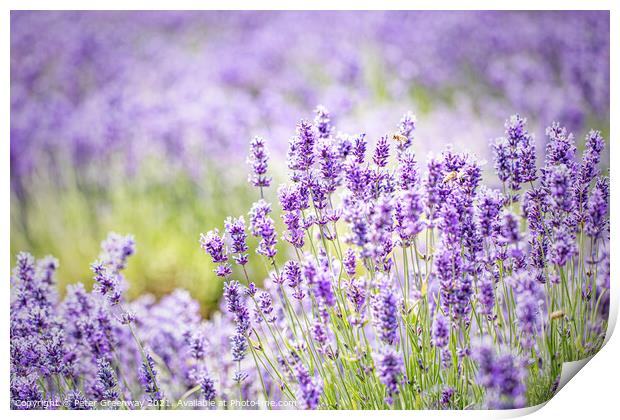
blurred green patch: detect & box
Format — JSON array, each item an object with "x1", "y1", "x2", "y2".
[{"x1": 10, "y1": 155, "x2": 288, "y2": 316}]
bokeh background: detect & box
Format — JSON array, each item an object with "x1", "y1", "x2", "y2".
[{"x1": 10, "y1": 11, "x2": 610, "y2": 315}]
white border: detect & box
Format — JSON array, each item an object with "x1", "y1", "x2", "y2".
[{"x1": 2, "y1": 1, "x2": 616, "y2": 418}]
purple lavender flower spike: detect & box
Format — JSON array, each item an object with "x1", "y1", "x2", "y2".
[
  {"x1": 256, "y1": 291, "x2": 277, "y2": 323},
  {"x1": 397, "y1": 150, "x2": 419, "y2": 190},
  {"x1": 200, "y1": 229, "x2": 231, "y2": 277},
  {"x1": 138, "y1": 352, "x2": 163, "y2": 402},
  {"x1": 545, "y1": 122, "x2": 577, "y2": 167},
  {"x1": 295, "y1": 363, "x2": 322, "y2": 409},
  {"x1": 352, "y1": 133, "x2": 367, "y2": 164},
  {"x1": 575, "y1": 130, "x2": 605, "y2": 220},
  {"x1": 373, "y1": 135, "x2": 390, "y2": 168},
  {"x1": 294, "y1": 119, "x2": 316, "y2": 172},
  {"x1": 315, "y1": 270, "x2": 336, "y2": 309},
  {"x1": 396, "y1": 111, "x2": 416, "y2": 153},
  {"x1": 283, "y1": 260, "x2": 302, "y2": 289},
  {"x1": 478, "y1": 272, "x2": 496, "y2": 317},
  {"x1": 317, "y1": 138, "x2": 342, "y2": 193},
  {"x1": 225, "y1": 216, "x2": 249, "y2": 266},
  {"x1": 473, "y1": 341, "x2": 527, "y2": 409},
  {"x1": 343, "y1": 248, "x2": 357, "y2": 277},
  {"x1": 249, "y1": 200, "x2": 278, "y2": 259},
  {"x1": 223, "y1": 280, "x2": 251, "y2": 335},
  {"x1": 431, "y1": 311, "x2": 450, "y2": 348},
  {"x1": 230, "y1": 333, "x2": 248, "y2": 362},
  {"x1": 99, "y1": 232, "x2": 136, "y2": 272},
  {"x1": 310, "y1": 319, "x2": 329, "y2": 353},
  {"x1": 585, "y1": 177, "x2": 609, "y2": 239},
  {"x1": 377, "y1": 348, "x2": 403, "y2": 404},
  {"x1": 201, "y1": 375, "x2": 216, "y2": 402},
  {"x1": 96, "y1": 358, "x2": 119, "y2": 401},
  {"x1": 314, "y1": 105, "x2": 332, "y2": 140},
  {"x1": 371, "y1": 277, "x2": 399, "y2": 345},
  {"x1": 247, "y1": 135, "x2": 271, "y2": 190},
  {"x1": 551, "y1": 225, "x2": 578, "y2": 266}
]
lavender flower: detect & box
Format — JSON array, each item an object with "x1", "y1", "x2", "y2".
[
  {"x1": 317, "y1": 138, "x2": 342, "y2": 193},
  {"x1": 545, "y1": 163, "x2": 574, "y2": 214},
  {"x1": 288, "y1": 120, "x2": 316, "y2": 173},
  {"x1": 371, "y1": 278, "x2": 399, "y2": 345},
  {"x1": 585, "y1": 177, "x2": 609, "y2": 239},
  {"x1": 478, "y1": 272, "x2": 496, "y2": 317},
  {"x1": 315, "y1": 270, "x2": 336, "y2": 309},
  {"x1": 575, "y1": 130, "x2": 605, "y2": 218},
  {"x1": 247, "y1": 136, "x2": 271, "y2": 189},
  {"x1": 440, "y1": 387, "x2": 454, "y2": 408},
  {"x1": 138, "y1": 352, "x2": 163, "y2": 402},
  {"x1": 91, "y1": 262, "x2": 122, "y2": 305},
  {"x1": 473, "y1": 342, "x2": 526, "y2": 409},
  {"x1": 314, "y1": 105, "x2": 332, "y2": 139},
  {"x1": 311, "y1": 319, "x2": 329, "y2": 352},
  {"x1": 431, "y1": 312, "x2": 450, "y2": 348},
  {"x1": 352, "y1": 133, "x2": 367, "y2": 164},
  {"x1": 283, "y1": 260, "x2": 302, "y2": 289},
  {"x1": 295, "y1": 364, "x2": 322, "y2": 409},
  {"x1": 343, "y1": 248, "x2": 357, "y2": 277},
  {"x1": 545, "y1": 122, "x2": 577, "y2": 167},
  {"x1": 396, "y1": 111, "x2": 416, "y2": 153},
  {"x1": 201, "y1": 375, "x2": 216, "y2": 402},
  {"x1": 96, "y1": 359, "x2": 119, "y2": 401},
  {"x1": 200, "y1": 229, "x2": 231, "y2": 277},
  {"x1": 373, "y1": 135, "x2": 390, "y2": 168},
  {"x1": 395, "y1": 189, "x2": 424, "y2": 243},
  {"x1": 256, "y1": 291, "x2": 277, "y2": 323},
  {"x1": 224, "y1": 216, "x2": 249, "y2": 266},
  {"x1": 223, "y1": 280, "x2": 250, "y2": 335},
  {"x1": 230, "y1": 333, "x2": 248, "y2": 362},
  {"x1": 279, "y1": 185, "x2": 305, "y2": 249},
  {"x1": 377, "y1": 348, "x2": 403, "y2": 403},
  {"x1": 551, "y1": 225, "x2": 578, "y2": 266},
  {"x1": 397, "y1": 150, "x2": 419, "y2": 190},
  {"x1": 492, "y1": 115, "x2": 537, "y2": 191},
  {"x1": 99, "y1": 232, "x2": 136, "y2": 272},
  {"x1": 249, "y1": 200, "x2": 278, "y2": 259}
]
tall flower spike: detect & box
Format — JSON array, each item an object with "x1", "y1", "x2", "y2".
[
  {"x1": 585, "y1": 177, "x2": 609, "y2": 239},
  {"x1": 96, "y1": 358, "x2": 119, "y2": 401},
  {"x1": 247, "y1": 136, "x2": 271, "y2": 191},
  {"x1": 314, "y1": 105, "x2": 332, "y2": 139},
  {"x1": 295, "y1": 363, "x2": 322, "y2": 409},
  {"x1": 396, "y1": 111, "x2": 416, "y2": 153},
  {"x1": 201, "y1": 375, "x2": 216, "y2": 402},
  {"x1": 248, "y1": 200, "x2": 278, "y2": 259},
  {"x1": 224, "y1": 216, "x2": 249, "y2": 266},
  {"x1": 200, "y1": 229, "x2": 231, "y2": 277},
  {"x1": 377, "y1": 348, "x2": 403, "y2": 404},
  {"x1": 373, "y1": 135, "x2": 390, "y2": 168},
  {"x1": 371, "y1": 277, "x2": 399, "y2": 345},
  {"x1": 473, "y1": 341, "x2": 527, "y2": 409},
  {"x1": 138, "y1": 352, "x2": 163, "y2": 402},
  {"x1": 99, "y1": 232, "x2": 136, "y2": 272},
  {"x1": 431, "y1": 311, "x2": 450, "y2": 348}
]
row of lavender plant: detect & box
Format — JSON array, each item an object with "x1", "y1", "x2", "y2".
[
  {"x1": 10, "y1": 107, "x2": 609, "y2": 409},
  {"x1": 12, "y1": 11, "x2": 608, "y2": 186},
  {"x1": 200, "y1": 107, "x2": 610, "y2": 409}
]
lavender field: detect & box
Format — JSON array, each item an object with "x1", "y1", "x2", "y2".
[{"x1": 10, "y1": 11, "x2": 610, "y2": 410}]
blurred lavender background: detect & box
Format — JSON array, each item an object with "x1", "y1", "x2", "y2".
[{"x1": 10, "y1": 11, "x2": 609, "y2": 313}]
